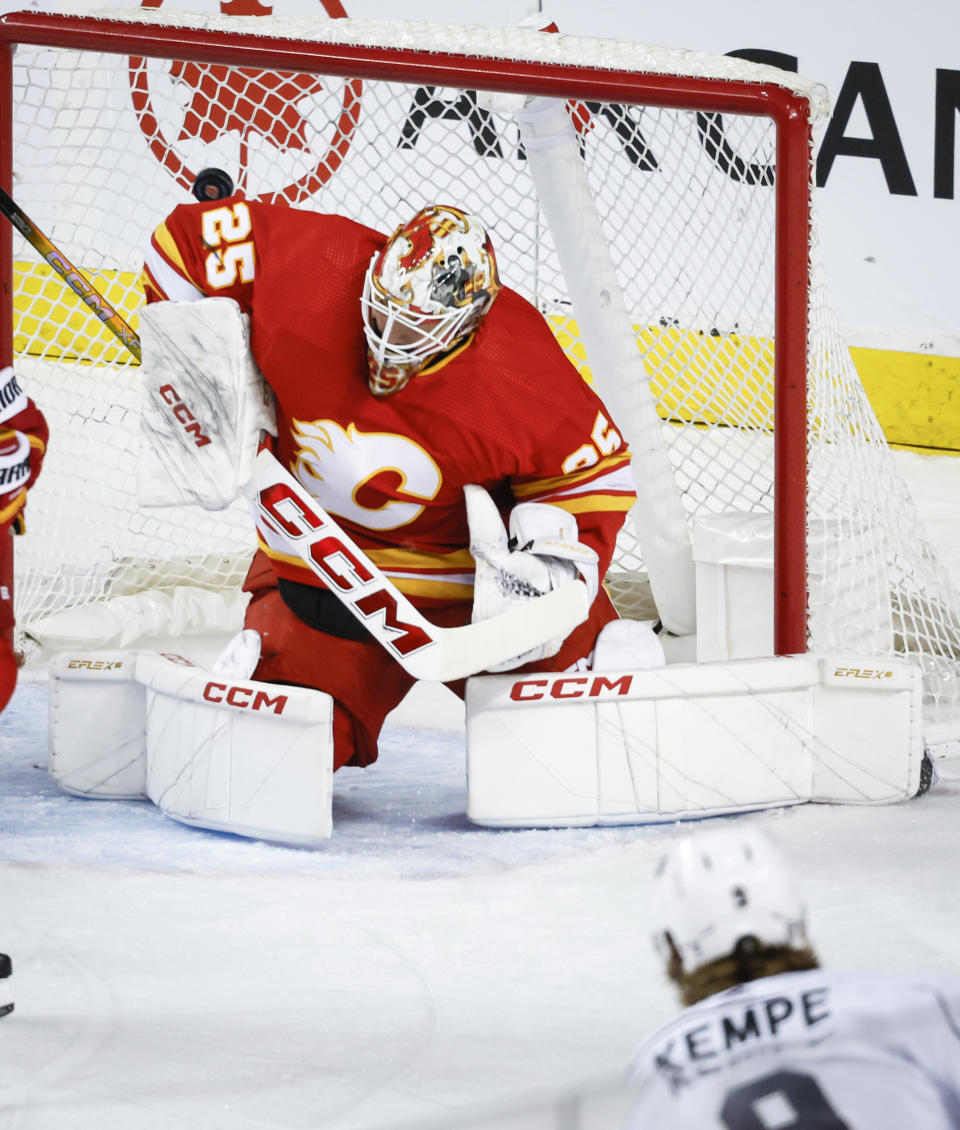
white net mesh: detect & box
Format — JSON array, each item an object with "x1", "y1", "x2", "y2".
[{"x1": 6, "y1": 12, "x2": 960, "y2": 734}]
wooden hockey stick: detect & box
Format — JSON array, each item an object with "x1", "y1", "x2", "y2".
[
  {"x1": 243, "y1": 449, "x2": 590, "y2": 683},
  {"x1": 0, "y1": 186, "x2": 142, "y2": 362}
]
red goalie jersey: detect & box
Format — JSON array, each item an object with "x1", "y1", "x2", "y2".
[{"x1": 142, "y1": 199, "x2": 636, "y2": 614}]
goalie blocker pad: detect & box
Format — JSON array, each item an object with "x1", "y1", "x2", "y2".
[
  {"x1": 465, "y1": 654, "x2": 925, "y2": 827},
  {"x1": 138, "y1": 297, "x2": 276, "y2": 510},
  {"x1": 49, "y1": 650, "x2": 333, "y2": 845}
]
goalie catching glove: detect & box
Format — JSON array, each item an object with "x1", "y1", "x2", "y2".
[{"x1": 466, "y1": 484, "x2": 598, "y2": 672}]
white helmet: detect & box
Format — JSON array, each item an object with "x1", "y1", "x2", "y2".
[
  {"x1": 651, "y1": 824, "x2": 810, "y2": 973},
  {"x1": 361, "y1": 204, "x2": 500, "y2": 397}
]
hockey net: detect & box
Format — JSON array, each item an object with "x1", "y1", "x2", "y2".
[{"x1": 2, "y1": 9, "x2": 960, "y2": 739}]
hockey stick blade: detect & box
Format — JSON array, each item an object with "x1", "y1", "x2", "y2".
[{"x1": 243, "y1": 450, "x2": 590, "y2": 682}]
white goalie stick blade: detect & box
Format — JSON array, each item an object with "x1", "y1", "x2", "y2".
[{"x1": 242, "y1": 450, "x2": 590, "y2": 683}]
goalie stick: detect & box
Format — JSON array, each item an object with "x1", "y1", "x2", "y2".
[
  {"x1": 243, "y1": 449, "x2": 590, "y2": 683},
  {"x1": 0, "y1": 186, "x2": 142, "y2": 362}
]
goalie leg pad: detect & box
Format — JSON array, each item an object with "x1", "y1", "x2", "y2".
[
  {"x1": 49, "y1": 652, "x2": 147, "y2": 799},
  {"x1": 137, "y1": 652, "x2": 334, "y2": 846},
  {"x1": 49, "y1": 648, "x2": 335, "y2": 845},
  {"x1": 465, "y1": 653, "x2": 924, "y2": 827}
]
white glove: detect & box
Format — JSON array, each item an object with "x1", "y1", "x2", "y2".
[{"x1": 466, "y1": 485, "x2": 598, "y2": 672}]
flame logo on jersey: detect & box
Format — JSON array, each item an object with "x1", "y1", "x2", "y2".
[{"x1": 290, "y1": 419, "x2": 441, "y2": 532}]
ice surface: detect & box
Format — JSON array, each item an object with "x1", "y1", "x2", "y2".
[{"x1": 1, "y1": 448, "x2": 959, "y2": 1129}]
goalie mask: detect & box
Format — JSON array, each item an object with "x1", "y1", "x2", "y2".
[
  {"x1": 361, "y1": 204, "x2": 501, "y2": 397},
  {"x1": 651, "y1": 826, "x2": 810, "y2": 975}
]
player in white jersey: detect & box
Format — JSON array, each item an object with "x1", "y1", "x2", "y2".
[{"x1": 625, "y1": 825, "x2": 960, "y2": 1128}]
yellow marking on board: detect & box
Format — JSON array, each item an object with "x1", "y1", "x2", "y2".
[
  {"x1": 12, "y1": 264, "x2": 960, "y2": 454},
  {"x1": 549, "y1": 313, "x2": 775, "y2": 429},
  {"x1": 13, "y1": 261, "x2": 142, "y2": 364},
  {"x1": 547, "y1": 313, "x2": 960, "y2": 454},
  {"x1": 852, "y1": 346, "x2": 960, "y2": 452}
]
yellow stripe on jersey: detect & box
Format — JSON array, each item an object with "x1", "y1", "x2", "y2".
[
  {"x1": 390, "y1": 577, "x2": 474, "y2": 600},
  {"x1": 152, "y1": 222, "x2": 198, "y2": 287},
  {"x1": 256, "y1": 539, "x2": 304, "y2": 570},
  {"x1": 365, "y1": 545, "x2": 476, "y2": 571},
  {"x1": 511, "y1": 451, "x2": 632, "y2": 500},
  {"x1": 0, "y1": 488, "x2": 26, "y2": 525},
  {"x1": 257, "y1": 537, "x2": 477, "y2": 591},
  {"x1": 547, "y1": 494, "x2": 636, "y2": 515}
]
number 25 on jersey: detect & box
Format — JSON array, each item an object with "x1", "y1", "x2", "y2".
[{"x1": 202, "y1": 202, "x2": 255, "y2": 289}]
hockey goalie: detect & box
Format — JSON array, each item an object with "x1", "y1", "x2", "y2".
[
  {"x1": 49, "y1": 184, "x2": 927, "y2": 845},
  {"x1": 51, "y1": 192, "x2": 644, "y2": 843}
]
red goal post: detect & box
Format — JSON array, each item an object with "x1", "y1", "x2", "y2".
[{"x1": 1, "y1": 9, "x2": 958, "y2": 739}]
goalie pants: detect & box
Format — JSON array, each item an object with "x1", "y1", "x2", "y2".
[{"x1": 243, "y1": 553, "x2": 619, "y2": 770}]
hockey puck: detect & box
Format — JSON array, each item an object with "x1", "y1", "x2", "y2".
[{"x1": 192, "y1": 168, "x2": 235, "y2": 202}]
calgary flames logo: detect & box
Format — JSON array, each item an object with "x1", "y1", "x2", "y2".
[
  {"x1": 290, "y1": 419, "x2": 441, "y2": 532},
  {"x1": 128, "y1": 0, "x2": 362, "y2": 202}
]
